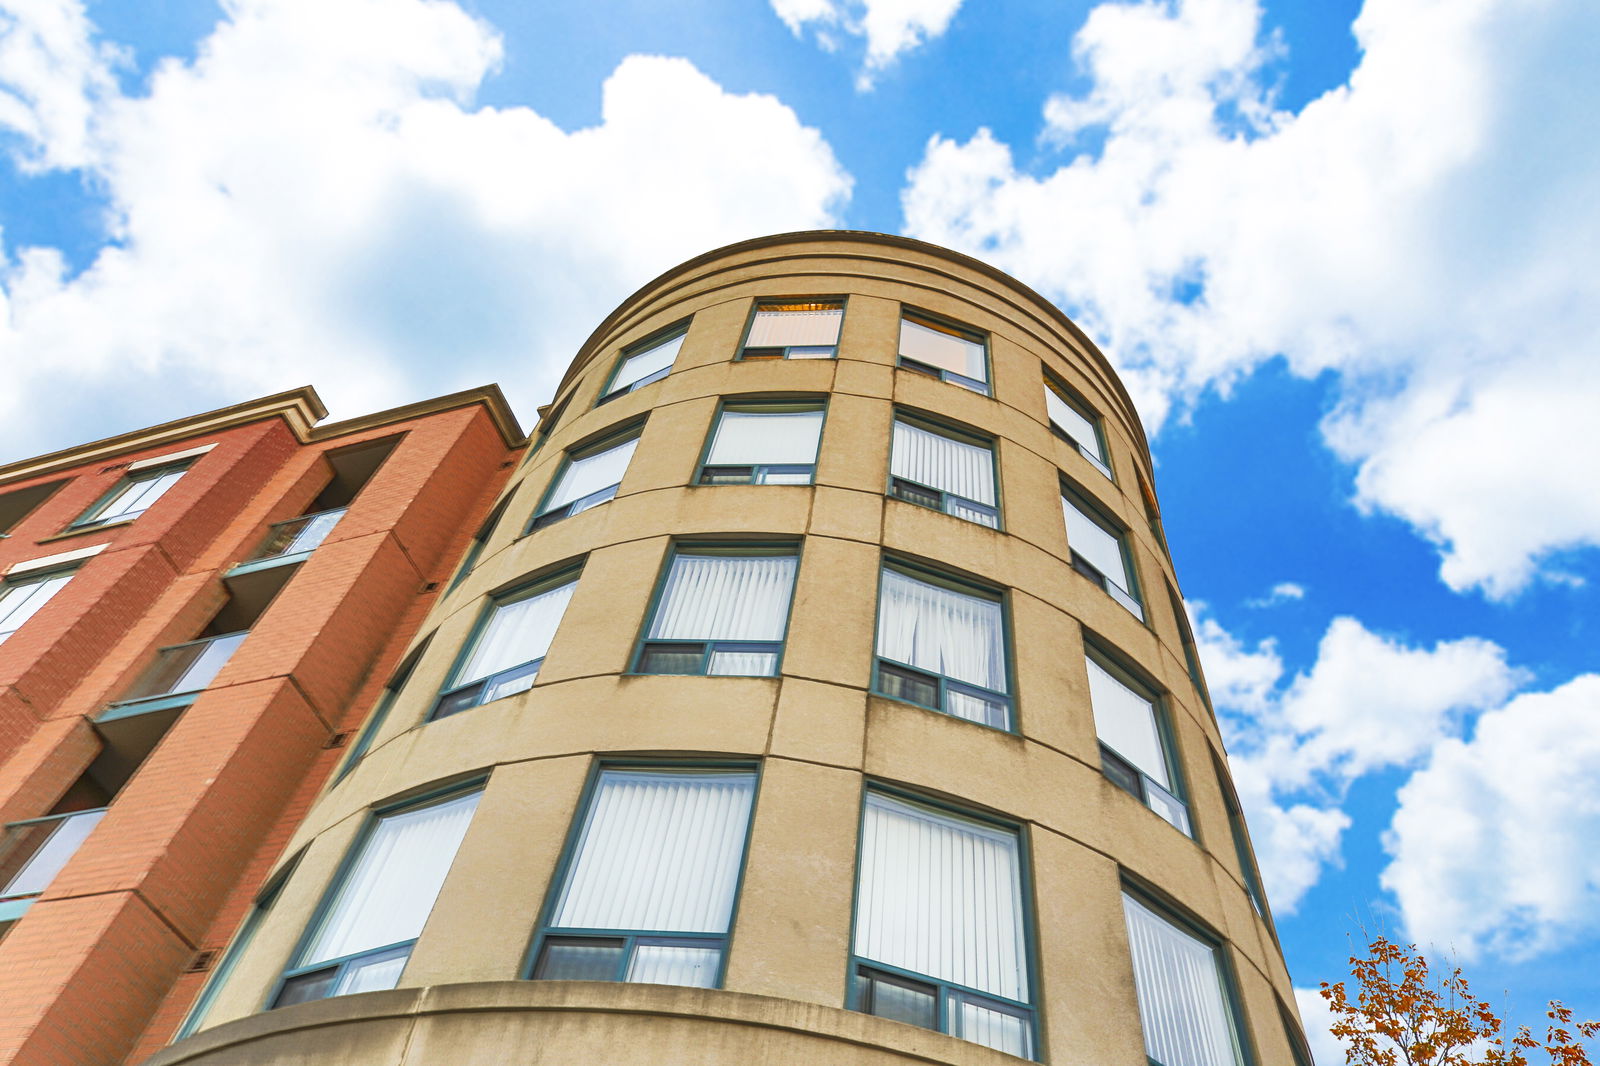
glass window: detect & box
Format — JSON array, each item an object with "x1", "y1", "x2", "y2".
[
  {"x1": 1216, "y1": 754, "x2": 1268, "y2": 920},
  {"x1": 336, "y1": 640, "x2": 428, "y2": 781},
  {"x1": 874, "y1": 563, "x2": 1011, "y2": 730},
  {"x1": 531, "y1": 432, "x2": 640, "y2": 530},
  {"x1": 1168, "y1": 580, "x2": 1214, "y2": 717},
  {"x1": 898, "y1": 312, "x2": 989, "y2": 395},
  {"x1": 852, "y1": 791, "x2": 1035, "y2": 1058},
  {"x1": 176, "y1": 858, "x2": 297, "y2": 1040},
  {"x1": 741, "y1": 299, "x2": 843, "y2": 360},
  {"x1": 636, "y1": 549, "x2": 797, "y2": 677},
  {"x1": 888, "y1": 417, "x2": 999, "y2": 528},
  {"x1": 0, "y1": 569, "x2": 74, "y2": 645},
  {"x1": 1086, "y1": 653, "x2": 1191, "y2": 835},
  {"x1": 1122, "y1": 891, "x2": 1248, "y2": 1066},
  {"x1": 1062, "y1": 487, "x2": 1143, "y2": 619},
  {"x1": 447, "y1": 492, "x2": 513, "y2": 592},
  {"x1": 531, "y1": 767, "x2": 757, "y2": 988},
  {"x1": 74, "y1": 464, "x2": 189, "y2": 527},
  {"x1": 698, "y1": 403, "x2": 823, "y2": 486},
  {"x1": 273, "y1": 788, "x2": 480, "y2": 1008},
  {"x1": 116, "y1": 631, "x2": 248, "y2": 703},
  {"x1": 599, "y1": 328, "x2": 686, "y2": 403},
  {"x1": 1045, "y1": 380, "x2": 1112, "y2": 479},
  {"x1": 432, "y1": 574, "x2": 577, "y2": 719}
]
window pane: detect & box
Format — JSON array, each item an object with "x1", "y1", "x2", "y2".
[
  {"x1": 855, "y1": 792, "x2": 1027, "y2": 1002},
  {"x1": 1063, "y1": 494, "x2": 1131, "y2": 591},
  {"x1": 0, "y1": 571, "x2": 73, "y2": 642},
  {"x1": 97, "y1": 467, "x2": 185, "y2": 522},
  {"x1": 171, "y1": 632, "x2": 247, "y2": 693},
  {"x1": 706, "y1": 648, "x2": 778, "y2": 676},
  {"x1": 550, "y1": 769, "x2": 755, "y2": 934},
  {"x1": 334, "y1": 946, "x2": 410, "y2": 996},
  {"x1": 876, "y1": 568, "x2": 1006, "y2": 694},
  {"x1": 545, "y1": 438, "x2": 639, "y2": 512},
  {"x1": 1086, "y1": 658, "x2": 1170, "y2": 789},
  {"x1": 876, "y1": 662, "x2": 941, "y2": 708},
  {"x1": 455, "y1": 579, "x2": 576, "y2": 686},
  {"x1": 610, "y1": 334, "x2": 684, "y2": 392},
  {"x1": 747, "y1": 302, "x2": 842, "y2": 347},
  {"x1": 1122, "y1": 892, "x2": 1243, "y2": 1066},
  {"x1": 1, "y1": 809, "x2": 105, "y2": 899},
  {"x1": 626, "y1": 942, "x2": 721, "y2": 987},
  {"x1": 956, "y1": 994, "x2": 1033, "y2": 1058},
  {"x1": 860, "y1": 970, "x2": 938, "y2": 1030},
  {"x1": 1046, "y1": 387, "x2": 1105, "y2": 462},
  {"x1": 648, "y1": 553, "x2": 797, "y2": 643},
  {"x1": 706, "y1": 408, "x2": 822, "y2": 467},
  {"x1": 890, "y1": 420, "x2": 996, "y2": 507},
  {"x1": 299, "y1": 790, "x2": 480, "y2": 966},
  {"x1": 899, "y1": 317, "x2": 986, "y2": 381},
  {"x1": 536, "y1": 937, "x2": 625, "y2": 980},
  {"x1": 637, "y1": 644, "x2": 705, "y2": 674},
  {"x1": 273, "y1": 968, "x2": 337, "y2": 1008}
]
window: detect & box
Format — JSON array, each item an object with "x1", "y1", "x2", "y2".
[
  {"x1": 175, "y1": 856, "x2": 299, "y2": 1040},
  {"x1": 1122, "y1": 890, "x2": 1250, "y2": 1066},
  {"x1": 1215, "y1": 753, "x2": 1268, "y2": 920},
  {"x1": 1086, "y1": 651, "x2": 1190, "y2": 835},
  {"x1": 1167, "y1": 580, "x2": 1214, "y2": 716},
  {"x1": 698, "y1": 402, "x2": 823, "y2": 485},
  {"x1": 898, "y1": 312, "x2": 989, "y2": 395},
  {"x1": 530, "y1": 430, "x2": 639, "y2": 530},
  {"x1": 874, "y1": 562, "x2": 1012, "y2": 730},
  {"x1": 73, "y1": 463, "x2": 189, "y2": 528},
  {"x1": 851, "y1": 790, "x2": 1035, "y2": 1058},
  {"x1": 636, "y1": 548, "x2": 797, "y2": 677},
  {"x1": 336, "y1": 639, "x2": 429, "y2": 782},
  {"x1": 0, "y1": 569, "x2": 74, "y2": 645},
  {"x1": 431, "y1": 573, "x2": 577, "y2": 719},
  {"x1": 598, "y1": 326, "x2": 687, "y2": 403},
  {"x1": 0, "y1": 807, "x2": 107, "y2": 917},
  {"x1": 447, "y1": 491, "x2": 513, "y2": 592},
  {"x1": 531, "y1": 766, "x2": 756, "y2": 988},
  {"x1": 1045, "y1": 378, "x2": 1112, "y2": 479},
  {"x1": 1062, "y1": 485, "x2": 1143, "y2": 620},
  {"x1": 888, "y1": 416, "x2": 999, "y2": 527},
  {"x1": 740, "y1": 298, "x2": 843, "y2": 359},
  {"x1": 273, "y1": 786, "x2": 479, "y2": 1007}
]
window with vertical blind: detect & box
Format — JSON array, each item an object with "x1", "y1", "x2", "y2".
[
  {"x1": 0, "y1": 568, "x2": 75, "y2": 644},
  {"x1": 740, "y1": 298, "x2": 843, "y2": 359},
  {"x1": 851, "y1": 790, "x2": 1036, "y2": 1058},
  {"x1": 1121, "y1": 890, "x2": 1250, "y2": 1066},
  {"x1": 1044, "y1": 378, "x2": 1112, "y2": 479},
  {"x1": 431, "y1": 571, "x2": 578, "y2": 719},
  {"x1": 272, "y1": 786, "x2": 481, "y2": 1008},
  {"x1": 635, "y1": 548, "x2": 798, "y2": 677},
  {"x1": 530, "y1": 429, "x2": 640, "y2": 530},
  {"x1": 72, "y1": 461, "x2": 191, "y2": 528},
  {"x1": 874, "y1": 562, "x2": 1012, "y2": 730},
  {"x1": 888, "y1": 415, "x2": 1000, "y2": 527},
  {"x1": 897, "y1": 312, "x2": 990, "y2": 395},
  {"x1": 530, "y1": 766, "x2": 757, "y2": 988},
  {"x1": 598, "y1": 325, "x2": 687, "y2": 403},
  {"x1": 1086, "y1": 651, "x2": 1191, "y2": 835},
  {"x1": 697, "y1": 402, "x2": 824, "y2": 485},
  {"x1": 1062, "y1": 484, "x2": 1144, "y2": 620}
]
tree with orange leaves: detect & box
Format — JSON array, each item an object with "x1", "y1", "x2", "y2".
[{"x1": 1319, "y1": 935, "x2": 1599, "y2": 1065}]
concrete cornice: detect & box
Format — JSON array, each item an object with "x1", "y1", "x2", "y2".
[{"x1": 311, "y1": 384, "x2": 526, "y2": 449}]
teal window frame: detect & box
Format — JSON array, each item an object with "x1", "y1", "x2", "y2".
[
  {"x1": 0, "y1": 565, "x2": 76, "y2": 645},
  {"x1": 446, "y1": 490, "x2": 515, "y2": 593},
  {"x1": 333, "y1": 637, "x2": 431, "y2": 783},
  {"x1": 523, "y1": 759, "x2": 761, "y2": 990},
  {"x1": 846, "y1": 784, "x2": 1041, "y2": 1060},
  {"x1": 1166, "y1": 579, "x2": 1215, "y2": 719},
  {"x1": 631, "y1": 543, "x2": 800, "y2": 678},
  {"x1": 1061, "y1": 481, "x2": 1145, "y2": 621},
  {"x1": 1086, "y1": 645, "x2": 1192, "y2": 837},
  {"x1": 1214, "y1": 751, "x2": 1271, "y2": 924},
  {"x1": 736, "y1": 296, "x2": 845, "y2": 360},
  {"x1": 1044, "y1": 373, "x2": 1113, "y2": 480},
  {"x1": 695, "y1": 399, "x2": 826, "y2": 486},
  {"x1": 70, "y1": 460, "x2": 193, "y2": 529},
  {"x1": 896, "y1": 308, "x2": 992, "y2": 396},
  {"x1": 596, "y1": 322, "x2": 689, "y2": 405},
  {"x1": 526, "y1": 424, "x2": 642, "y2": 532},
  {"x1": 886, "y1": 412, "x2": 1002, "y2": 529}
]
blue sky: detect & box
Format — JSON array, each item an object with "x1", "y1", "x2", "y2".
[{"x1": 3, "y1": 0, "x2": 1598, "y2": 1058}]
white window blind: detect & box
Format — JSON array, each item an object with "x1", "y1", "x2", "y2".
[
  {"x1": 1122, "y1": 892, "x2": 1243, "y2": 1066},
  {"x1": 456, "y1": 580, "x2": 576, "y2": 685},
  {"x1": 545, "y1": 437, "x2": 638, "y2": 511},
  {"x1": 1046, "y1": 387, "x2": 1105, "y2": 462},
  {"x1": 610, "y1": 334, "x2": 685, "y2": 393},
  {"x1": 706, "y1": 409, "x2": 822, "y2": 467},
  {"x1": 1087, "y1": 658, "x2": 1170, "y2": 789},
  {"x1": 747, "y1": 305, "x2": 842, "y2": 347},
  {"x1": 856, "y1": 792, "x2": 1028, "y2": 1003},
  {"x1": 0, "y1": 571, "x2": 74, "y2": 643},
  {"x1": 891, "y1": 420, "x2": 995, "y2": 505},
  {"x1": 876, "y1": 567, "x2": 1006, "y2": 693},
  {"x1": 550, "y1": 769, "x2": 755, "y2": 934},
  {"x1": 648, "y1": 554, "x2": 796, "y2": 643},
  {"x1": 1063, "y1": 494, "x2": 1131, "y2": 590},
  {"x1": 899, "y1": 317, "x2": 986, "y2": 381}
]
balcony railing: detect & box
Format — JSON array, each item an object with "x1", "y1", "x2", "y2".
[
  {"x1": 246, "y1": 508, "x2": 345, "y2": 565},
  {"x1": 0, "y1": 808, "x2": 107, "y2": 914},
  {"x1": 112, "y1": 631, "x2": 249, "y2": 708}
]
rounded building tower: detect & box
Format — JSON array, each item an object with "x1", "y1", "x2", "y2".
[{"x1": 152, "y1": 232, "x2": 1310, "y2": 1066}]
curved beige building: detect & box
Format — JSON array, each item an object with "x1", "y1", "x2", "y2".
[{"x1": 150, "y1": 232, "x2": 1310, "y2": 1066}]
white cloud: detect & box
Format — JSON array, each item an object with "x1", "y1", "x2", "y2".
[
  {"x1": 1294, "y1": 986, "x2": 1351, "y2": 1066},
  {"x1": 0, "y1": 0, "x2": 851, "y2": 459},
  {"x1": 0, "y1": 0, "x2": 121, "y2": 170},
  {"x1": 771, "y1": 0, "x2": 962, "y2": 87},
  {"x1": 1246, "y1": 581, "x2": 1304, "y2": 607},
  {"x1": 1191, "y1": 602, "x2": 1282, "y2": 713},
  {"x1": 902, "y1": 0, "x2": 1600, "y2": 597}
]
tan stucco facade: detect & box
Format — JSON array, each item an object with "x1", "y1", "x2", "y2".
[{"x1": 151, "y1": 232, "x2": 1306, "y2": 1066}]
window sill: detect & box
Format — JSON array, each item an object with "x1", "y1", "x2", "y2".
[
  {"x1": 97, "y1": 691, "x2": 200, "y2": 723},
  {"x1": 37, "y1": 519, "x2": 136, "y2": 545},
  {"x1": 224, "y1": 550, "x2": 312, "y2": 580}
]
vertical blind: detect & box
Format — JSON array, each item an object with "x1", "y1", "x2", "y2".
[
  {"x1": 1045, "y1": 387, "x2": 1104, "y2": 461},
  {"x1": 1086, "y1": 657, "x2": 1170, "y2": 789},
  {"x1": 301, "y1": 789, "x2": 481, "y2": 966},
  {"x1": 1122, "y1": 892, "x2": 1241, "y2": 1066},
  {"x1": 546, "y1": 437, "x2": 638, "y2": 511},
  {"x1": 456, "y1": 579, "x2": 576, "y2": 685},
  {"x1": 747, "y1": 305, "x2": 842, "y2": 347},
  {"x1": 855, "y1": 792, "x2": 1027, "y2": 1002},
  {"x1": 876, "y1": 567, "x2": 1006, "y2": 693},
  {"x1": 550, "y1": 769, "x2": 756, "y2": 934},
  {"x1": 899, "y1": 318, "x2": 986, "y2": 380},
  {"x1": 648, "y1": 553, "x2": 796, "y2": 642},
  {"x1": 891, "y1": 420, "x2": 996, "y2": 506},
  {"x1": 706, "y1": 408, "x2": 823, "y2": 466},
  {"x1": 1062, "y1": 495, "x2": 1131, "y2": 590},
  {"x1": 0, "y1": 571, "x2": 73, "y2": 642},
  {"x1": 611, "y1": 334, "x2": 685, "y2": 392}
]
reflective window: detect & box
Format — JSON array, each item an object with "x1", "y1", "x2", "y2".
[
  {"x1": 74, "y1": 464, "x2": 188, "y2": 527},
  {"x1": 600, "y1": 328, "x2": 687, "y2": 402},
  {"x1": 531, "y1": 432, "x2": 640, "y2": 530},
  {"x1": 432, "y1": 573, "x2": 577, "y2": 719},
  {"x1": 0, "y1": 569, "x2": 74, "y2": 644}
]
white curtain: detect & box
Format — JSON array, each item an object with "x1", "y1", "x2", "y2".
[
  {"x1": 611, "y1": 334, "x2": 685, "y2": 392},
  {"x1": 546, "y1": 438, "x2": 638, "y2": 511},
  {"x1": 1122, "y1": 892, "x2": 1241, "y2": 1066},
  {"x1": 855, "y1": 792, "x2": 1027, "y2": 1002},
  {"x1": 301, "y1": 789, "x2": 480, "y2": 966},
  {"x1": 876, "y1": 568, "x2": 1005, "y2": 692},
  {"x1": 891, "y1": 421, "x2": 995, "y2": 506},
  {"x1": 551, "y1": 770, "x2": 755, "y2": 934},
  {"x1": 648, "y1": 554, "x2": 796, "y2": 642},
  {"x1": 456, "y1": 580, "x2": 576, "y2": 685},
  {"x1": 102, "y1": 468, "x2": 186, "y2": 521},
  {"x1": 1062, "y1": 495, "x2": 1131, "y2": 591},
  {"x1": 957, "y1": 996, "x2": 1031, "y2": 1058},
  {"x1": 706, "y1": 409, "x2": 822, "y2": 467},
  {"x1": 1086, "y1": 657, "x2": 1170, "y2": 789},
  {"x1": 747, "y1": 308, "x2": 842, "y2": 347},
  {"x1": 899, "y1": 318, "x2": 985, "y2": 380},
  {"x1": 626, "y1": 943, "x2": 721, "y2": 988},
  {"x1": 1045, "y1": 388, "x2": 1104, "y2": 461},
  {"x1": 0, "y1": 571, "x2": 74, "y2": 642}
]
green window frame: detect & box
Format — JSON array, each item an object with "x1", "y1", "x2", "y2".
[
  {"x1": 1061, "y1": 482, "x2": 1144, "y2": 620},
  {"x1": 334, "y1": 637, "x2": 430, "y2": 783},
  {"x1": 696, "y1": 400, "x2": 825, "y2": 486},
  {"x1": 1085, "y1": 646, "x2": 1192, "y2": 836},
  {"x1": 0, "y1": 566, "x2": 76, "y2": 645},
  {"x1": 1044, "y1": 374, "x2": 1112, "y2": 480},
  {"x1": 71, "y1": 460, "x2": 192, "y2": 529},
  {"x1": 526, "y1": 762, "x2": 759, "y2": 989},
  {"x1": 633, "y1": 545, "x2": 799, "y2": 678},
  {"x1": 897, "y1": 309, "x2": 991, "y2": 396},
  {"x1": 848, "y1": 787, "x2": 1039, "y2": 1059},
  {"x1": 1166, "y1": 579, "x2": 1215, "y2": 718},
  {"x1": 887, "y1": 412, "x2": 1001, "y2": 528},
  {"x1": 873, "y1": 559, "x2": 1014, "y2": 731},
  {"x1": 597, "y1": 322, "x2": 689, "y2": 405},
  {"x1": 527, "y1": 426, "x2": 641, "y2": 531},
  {"x1": 1214, "y1": 751, "x2": 1270, "y2": 923},
  {"x1": 430, "y1": 567, "x2": 580, "y2": 720},
  {"x1": 446, "y1": 490, "x2": 515, "y2": 593},
  {"x1": 737, "y1": 297, "x2": 844, "y2": 360}
]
